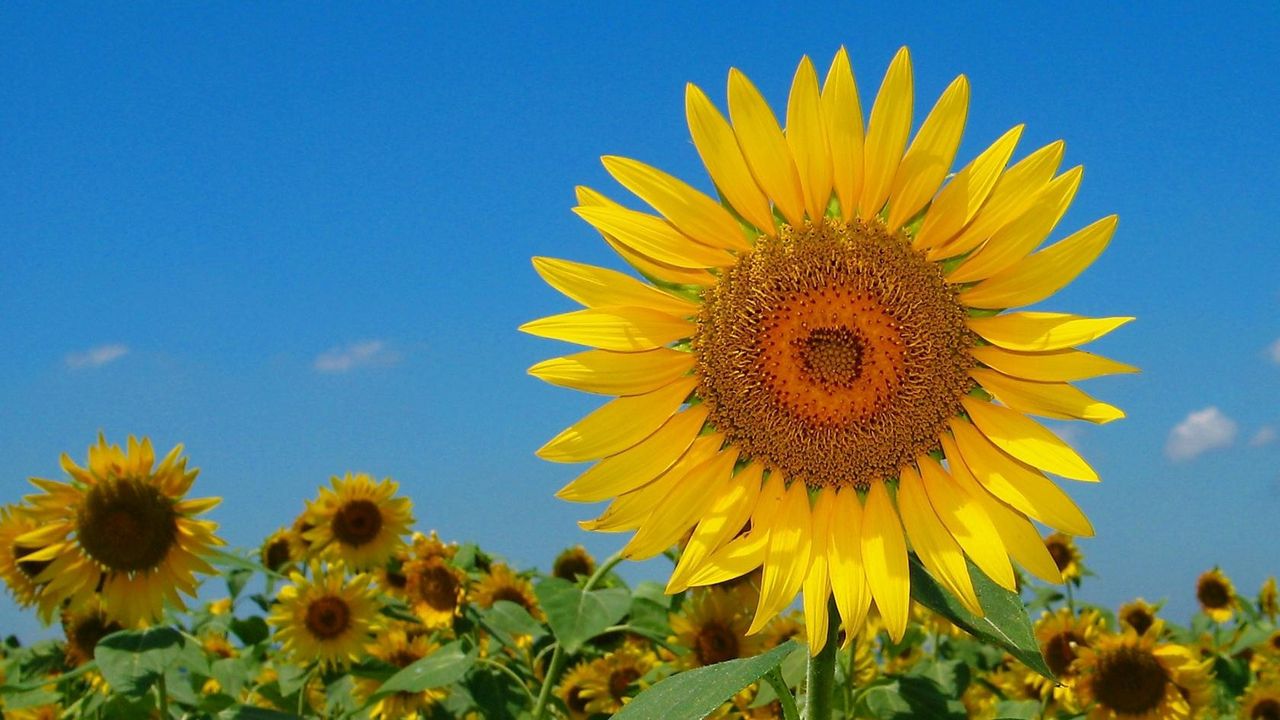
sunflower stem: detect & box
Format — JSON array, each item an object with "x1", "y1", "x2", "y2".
[
  {"x1": 765, "y1": 666, "x2": 800, "y2": 720},
  {"x1": 803, "y1": 599, "x2": 840, "y2": 720},
  {"x1": 157, "y1": 670, "x2": 170, "y2": 718}
]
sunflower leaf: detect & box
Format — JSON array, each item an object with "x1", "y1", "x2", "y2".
[
  {"x1": 613, "y1": 641, "x2": 798, "y2": 720},
  {"x1": 93, "y1": 626, "x2": 188, "y2": 697},
  {"x1": 908, "y1": 554, "x2": 1053, "y2": 679},
  {"x1": 365, "y1": 640, "x2": 475, "y2": 704},
  {"x1": 535, "y1": 577, "x2": 630, "y2": 654}
]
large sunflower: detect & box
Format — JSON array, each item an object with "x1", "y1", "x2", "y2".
[
  {"x1": 303, "y1": 473, "x2": 414, "y2": 571},
  {"x1": 268, "y1": 561, "x2": 380, "y2": 669},
  {"x1": 524, "y1": 46, "x2": 1130, "y2": 652},
  {"x1": 16, "y1": 435, "x2": 223, "y2": 626},
  {"x1": 1072, "y1": 625, "x2": 1212, "y2": 720}
]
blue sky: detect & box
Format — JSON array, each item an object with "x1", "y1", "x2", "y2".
[{"x1": 2, "y1": 3, "x2": 1278, "y2": 641}]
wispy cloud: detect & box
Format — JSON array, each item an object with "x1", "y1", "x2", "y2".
[
  {"x1": 1250, "y1": 426, "x2": 1277, "y2": 448},
  {"x1": 66, "y1": 343, "x2": 129, "y2": 369},
  {"x1": 314, "y1": 340, "x2": 402, "y2": 373},
  {"x1": 1269, "y1": 338, "x2": 1280, "y2": 365},
  {"x1": 1166, "y1": 406, "x2": 1237, "y2": 461}
]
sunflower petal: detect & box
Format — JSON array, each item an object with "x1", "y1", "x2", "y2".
[
  {"x1": 971, "y1": 369, "x2": 1124, "y2": 424},
  {"x1": 749, "y1": 479, "x2": 812, "y2": 635},
  {"x1": 537, "y1": 377, "x2": 699, "y2": 462},
  {"x1": 860, "y1": 47, "x2": 913, "y2": 218},
  {"x1": 961, "y1": 215, "x2": 1117, "y2": 309},
  {"x1": 968, "y1": 345, "x2": 1137, "y2": 382},
  {"x1": 828, "y1": 488, "x2": 872, "y2": 641},
  {"x1": 917, "y1": 455, "x2": 1015, "y2": 592},
  {"x1": 962, "y1": 396, "x2": 1099, "y2": 480},
  {"x1": 519, "y1": 306, "x2": 693, "y2": 352},
  {"x1": 862, "y1": 480, "x2": 909, "y2": 642},
  {"x1": 685, "y1": 529, "x2": 768, "y2": 587},
  {"x1": 822, "y1": 47, "x2": 865, "y2": 222},
  {"x1": 577, "y1": 186, "x2": 717, "y2": 287},
  {"x1": 556, "y1": 405, "x2": 709, "y2": 502},
  {"x1": 786, "y1": 56, "x2": 833, "y2": 221},
  {"x1": 580, "y1": 436, "x2": 724, "y2": 533},
  {"x1": 532, "y1": 256, "x2": 699, "y2": 316},
  {"x1": 949, "y1": 417, "x2": 1094, "y2": 535},
  {"x1": 668, "y1": 461, "x2": 764, "y2": 592},
  {"x1": 803, "y1": 490, "x2": 836, "y2": 655},
  {"x1": 624, "y1": 447, "x2": 740, "y2": 560},
  {"x1": 574, "y1": 205, "x2": 734, "y2": 270},
  {"x1": 601, "y1": 156, "x2": 752, "y2": 252},
  {"x1": 913, "y1": 125, "x2": 1022, "y2": 251},
  {"x1": 898, "y1": 465, "x2": 981, "y2": 615},
  {"x1": 529, "y1": 348, "x2": 697, "y2": 396},
  {"x1": 888, "y1": 75, "x2": 969, "y2": 231},
  {"x1": 686, "y1": 83, "x2": 776, "y2": 233},
  {"x1": 728, "y1": 68, "x2": 806, "y2": 226},
  {"x1": 967, "y1": 312, "x2": 1134, "y2": 351}
]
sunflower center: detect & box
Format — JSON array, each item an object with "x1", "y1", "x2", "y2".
[
  {"x1": 695, "y1": 220, "x2": 973, "y2": 489},
  {"x1": 695, "y1": 621, "x2": 740, "y2": 666},
  {"x1": 1123, "y1": 608, "x2": 1154, "y2": 636},
  {"x1": 1198, "y1": 579, "x2": 1230, "y2": 609},
  {"x1": 1253, "y1": 699, "x2": 1280, "y2": 720},
  {"x1": 13, "y1": 543, "x2": 51, "y2": 580},
  {"x1": 76, "y1": 478, "x2": 179, "y2": 573},
  {"x1": 1091, "y1": 645, "x2": 1169, "y2": 714},
  {"x1": 304, "y1": 596, "x2": 352, "y2": 640},
  {"x1": 566, "y1": 686, "x2": 590, "y2": 714},
  {"x1": 1046, "y1": 542, "x2": 1073, "y2": 572},
  {"x1": 553, "y1": 551, "x2": 594, "y2": 581},
  {"x1": 264, "y1": 539, "x2": 292, "y2": 572},
  {"x1": 1043, "y1": 631, "x2": 1085, "y2": 677},
  {"x1": 388, "y1": 649, "x2": 421, "y2": 668},
  {"x1": 411, "y1": 562, "x2": 461, "y2": 612},
  {"x1": 332, "y1": 499, "x2": 383, "y2": 547},
  {"x1": 66, "y1": 613, "x2": 122, "y2": 665},
  {"x1": 609, "y1": 667, "x2": 641, "y2": 700}
]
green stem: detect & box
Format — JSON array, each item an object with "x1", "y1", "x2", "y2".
[
  {"x1": 478, "y1": 657, "x2": 537, "y2": 704},
  {"x1": 1065, "y1": 580, "x2": 1076, "y2": 614},
  {"x1": 157, "y1": 671, "x2": 170, "y2": 718},
  {"x1": 530, "y1": 550, "x2": 627, "y2": 720},
  {"x1": 803, "y1": 600, "x2": 840, "y2": 720},
  {"x1": 764, "y1": 667, "x2": 800, "y2": 720}
]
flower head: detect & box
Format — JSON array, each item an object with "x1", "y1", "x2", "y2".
[
  {"x1": 1196, "y1": 567, "x2": 1236, "y2": 623},
  {"x1": 1073, "y1": 627, "x2": 1212, "y2": 720},
  {"x1": 303, "y1": 473, "x2": 414, "y2": 571},
  {"x1": 268, "y1": 561, "x2": 380, "y2": 669}
]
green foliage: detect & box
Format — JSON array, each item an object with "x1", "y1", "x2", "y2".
[{"x1": 614, "y1": 641, "x2": 799, "y2": 720}]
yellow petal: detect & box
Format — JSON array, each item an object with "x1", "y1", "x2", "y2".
[
  {"x1": 940, "y1": 433, "x2": 1063, "y2": 584},
  {"x1": 728, "y1": 68, "x2": 806, "y2": 226},
  {"x1": 574, "y1": 205, "x2": 734, "y2": 269},
  {"x1": 898, "y1": 465, "x2": 981, "y2": 615},
  {"x1": 822, "y1": 47, "x2": 865, "y2": 222},
  {"x1": 861, "y1": 480, "x2": 909, "y2": 642},
  {"x1": 685, "y1": 528, "x2": 768, "y2": 587},
  {"x1": 786, "y1": 56, "x2": 833, "y2": 221},
  {"x1": 519, "y1": 306, "x2": 693, "y2": 352},
  {"x1": 949, "y1": 417, "x2": 1094, "y2": 535},
  {"x1": 962, "y1": 396, "x2": 1099, "y2": 480},
  {"x1": 888, "y1": 75, "x2": 969, "y2": 231},
  {"x1": 601, "y1": 155, "x2": 752, "y2": 253},
  {"x1": 971, "y1": 369, "x2": 1124, "y2": 424},
  {"x1": 749, "y1": 479, "x2": 812, "y2": 635},
  {"x1": 916, "y1": 455, "x2": 1015, "y2": 592},
  {"x1": 529, "y1": 347, "x2": 697, "y2": 396},
  {"x1": 623, "y1": 447, "x2": 740, "y2": 560},
  {"x1": 537, "y1": 377, "x2": 699, "y2": 462},
  {"x1": 967, "y1": 312, "x2": 1135, "y2": 351},
  {"x1": 532, "y1": 256, "x2": 698, "y2": 316},
  {"x1": 803, "y1": 489, "x2": 835, "y2": 655},
  {"x1": 948, "y1": 166, "x2": 1082, "y2": 283},
  {"x1": 668, "y1": 461, "x2": 764, "y2": 592},
  {"x1": 580, "y1": 436, "x2": 725, "y2": 533},
  {"x1": 960, "y1": 215, "x2": 1117, "y2": 309},
  {"x1": 577, "y1": 186, "x2": 717, "y2": 288},
  {"x1": 686, "y1": 83, "x2": 776, "y2": 233},
  {"x1": 828, "y1": 488, "x2": 872, "y2": 640},
  {"x1": 859, "y1": 47, "x2": 913, "y2": 219},
  {"x1": 968, "y1": 345, "x2": 1137, "y2": 382},
  {"x1": 913, "y1": 125, "x2": 1022, "y2": 251},
  {"x1": 929, "y1": 139, "x2": 1064, "y2": 261},
  {"x1": 556, "y1": 405, "x2": 710, "y2": 502}
]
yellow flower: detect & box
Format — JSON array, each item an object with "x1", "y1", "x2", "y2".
[
  {"x1": 0, "y1": 504, "x2": 50, "y2": 610},
  {"x1": 1196, "y1": 567, "x2": 1236, "y2": 623},
  {"x1": 557, "y1": 661, "x2": 603, "y2": 720},
  {"x1": 1072, "y1": 626, "x2": 1212, "y2": 720},
  {"x1": 1043, "y1": 532, "x2": 1083, "y2": 583},
  {"x1": 403, "y1": 554, "x2": 467, "y2": 630},
  {"x1": 201, "y1": 631, "x2": 237, "y2": 659},
  {"x1": 525, "y1": 46, "x2": 1130, "y2": 653},
  {"x1": 1118, "y1": 598, "x2": 1159, "y2": 637},
  {"x1": 759, "y1": 610, "x2": 806, "y2": 650},
  {"x1": 359, "y1": 628, "x2": 446, "y2": 720},
  {"x1": 268, "y1": 561, "x2": 380, "y2": 669},
  {"x1": 259, "y1": 528, "x2": 297, "y2": 574},
  {"x1": 303, "y1": 473, "x2": 414, "y2": 571},
  {"x1": 473, "y1": 563, "x2": 545, "y2": 622},
  {"x1": 1032, "y1": 607, "x2": 1105, "y2": 711},
  {"x1": 669, "y1": 585, "x2": 763, "y2": 668},
  {"x1": 1261, "y1": 577, "x2": 1279, "y2": 621},
  {"x1": 61, "y1": 595, "x2": 123, "y2": 667},
  {"x1": 579, "y1": 644, "x2": 657, "y2": 715},
  {"x1": 18, "y1": 435, "x2": 223, "y2": 626},
  {"x1": 1241, "y1": 682, "x2": 1280, "y2": 720},
  {"x1": 552, "y1": 544, "x2": 597, "y2": 581}
]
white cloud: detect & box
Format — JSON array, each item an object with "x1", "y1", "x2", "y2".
[
  {"x1": 1165, "y1": 406, "x2": 1237, "y2": 461},
  {"x1": 66, "y1": 343, "x2": 129, "y2": 369},
  {"x1": 1250, "y1": 426, "x2": 1278, "y2": 448},
  {"x1": 1269, "y1": 338, "x2": 1280, "y2": 365},
  {"x1": 313, "y1": 340, "x2": 401, "y2": 373}
]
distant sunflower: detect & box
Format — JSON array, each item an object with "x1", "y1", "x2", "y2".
[
  {"x1": 1044, "y1": 532, "x2": 1083, "y2": 582},
  {"x1": 580, "y1": 644, "x2": 657, "y2": 715},
  {"x1": 1196, "y1": 567, "x2": 1236, "y2": 622},
  {"x1": 525, "y1": 46, "x2": 1130, "y2": 652},
  {"x1": 1261, "y1": 577, "x2": 1279, "y2": 621},
  {"x1": 1073, "y1": 626, "x2": 1212, "y2": 720},
  {"x1": 304, "y1": 473, "x2": 414, "y2": 571},
  {"x1": 1242, "y1": 683, "x2": 1280, "y2": 720},
  {"x1": 260, "y1": 528, "x2": 297, "y2": 574},
  {"x1": 473, "y1": 563, "x2": 544, "y2": 621},
  {"x1": 553, "y1": 545, "x2": 597, "y2": 581},
  {"x1": 0, "y1": 505, "x2": 49, "y2": 610},
  {"x1": 17, "y1": 435, "x2": 223, "y2": 626},
  {"x1": 760, "y1": 610, "x2": 806, "y2": 650},
  {"x1": 269, "y1": 562, "x2": 380, "y2": 668},
  {"x1": 1033, "y1": 607, "x2": 1104, "y2": 709},
  {"x1": 669, "y1": 585, "x2": 762, "y2": 668},
  {"x1": 403, "y1": 555, "x2": 467, "y2": 629},
  {"x1": 61, "y1": 596, "x2": 123, "y2": 667},
  {"x1": 1118, "y1": 598, "x2": 1159, "y2": 637},
  {"x1": 360, "y1": 628, "x2": 446, "y2": 720},
  {"x1": 557, "y1": 661, "x2": 602, "y2": 720}
]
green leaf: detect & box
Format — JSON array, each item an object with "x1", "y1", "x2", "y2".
[
  {"x1": 861, "y1": 676, "x2": 963, "y2": 719},
  {"x1": 908, "y1": 658, "x2": 970, "y2": 697},
  {"x1": 994, "y1": 699, "x2": 1043, "y2": 719},
  {"x1": 93, "y1": 626, "x2": 187, "y2": 697},
  {"x1": 613, "y1": 641, "x2": 798, "y2": 720},
  {"x1": 367, "y1": 640, "x2": 475, "y2": 704},
  {"x1": 483, "y1": 600, "x2": 547, "y2": 642},
  {"x1": 535, "y1": 577, "x2": 630, "y2": 654},
  {"x1": 226, "y1": 567, "x2": 254, "y2": 600},
  {"x1": 908, "y1": 554, "x2": 1053, "y2": 679},
  {"x1": 218, "y1": 705, "x2": 302, "y2": 719},
  {"x1": 229, "y1": 616, "x2": 270, "y2": 646}
]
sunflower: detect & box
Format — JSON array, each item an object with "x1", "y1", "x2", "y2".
[
  {"x1": 16, "y1": 435, "x2": 223, "y2": 626},
  {"x1": 557, "y1": 661, "x2": 603, "y2": 720},
  {"x1": 524, "y1": 46, "x2": 1130, "y2": 653},
  {"x1": 579, "y1": 644, "x2": 658, "y2": 715},
  {"x1": 1117, "y1": 598, "x2": 1159, "y2": 637},
  {"x1": 1261, "y1": 577, "x2": 1279, "y2": 621},
  {"x1": 1196, "y1": 567, "x2": 1236, "y2": 622},
  {"x1": 1242, "y1": 683, "x2": 1280, "y2": 720},
  {"x1": 1044, "y1": 532, "x2": 1083, "y2": 583},
  {"x1": 670, "y1": 585, "x2": 763, "y2": 668},
  {"x1": 268, "y1": 561, "x2": 380, "y2": 668},
  {"x1": 553, "y1": 544, "x2": 597, "y2": 581},
  {"x1": 759, "y1": 609, "x2": 806, "y2": 650},
  {"x1": 473, "y1": 563, "x2": 545, "y2": 622},
  {"x1": 1032, "y1": 607, "x2": 1104, "y2": 710},
  {"x1": 359, "y1": 628, "x2": 446, "y2": 720},
  {"x1": 403, "y1": 554, "x2": 467, "y2": 629},
  {"x1": 303, "y1": 473, "x2": 414, "y2": 571},
  {"x1": 0, "y1": 504, "x2": 50, "y2": 610},
  {"x1": 259, "y1": 528, "x2": 297, "y2": 575},
  {"x1": 61, "y1": 596, "x2": 123, "y2": 667},
  {"x1": 1072, "y1": 625, "x2": 1212, "y2": 720}
]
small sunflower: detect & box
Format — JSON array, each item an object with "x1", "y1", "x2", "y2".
[
  {"x1": 1242, "y1": 682, "x2": 1280, "y2": 720},
  {"x1": 670, "y1": 585, "x2": 763, "y2": 668},
  {"x1": 201, "y1": 631, "x2": 237, "y2": 660},
  {"x1": 760, "y1": 610, "x2": 806, "y2": 650},
  {"x1": 61, "y1": 596, "x2": 123, "y2": 667},
  {"x1": 1044, "y1": 532, "x2": 1083, "y2": 583},
  {"x1": 403, "y1": 554, "x2": 467, "y2": 629},
  {"x1": 359, "y1": 628, "x2": 446, "y2": 720},
  {"x1": 557, "y1": 661, "x2": 603, "y2": 720},
  {"x1": 303, "y1": 473, "x2": 414, "y2": 571},
  {"x1": 1033, "y1": 607, "x2": 1105, "y2": 709},
  {"x1": 580, "y1": 644, "x2": 657, "y2": 715},
  {"x1": 1118, "y1": 598, "x2": 1159, "y2": 637},
  {"x1": 17, "y1": 435, "x2": 223, "y2": 626},
  {"x1": 1261, "y1": 577, "x2": 1279, "y2": 621},
  {"x1": 526, "y1": 46, "x2": 1130, "y2": 653},
  {"x1": 473, "y1": 563, "x2": 545, "y2": 622},
  {"x1": 259, "y1": 528, "x2": 297, "y2": 574},
  {"x1": 553, "y1": 544, "x2": 597, "y2": 581},
  {"x1": 1196, "y1": 567, "x2": 1236, "y2": 622},
  {"x1": 289, "y1": 510, "x2": 318, "y2": 561},
  {"x1": 0, "y1": 504, "x2": 50, "y2": 610},
  {"x1": 1072, "y1": 625, "x2": 1212, "y2": 720},
  {"x1": 268, "y1": 561, "x2": 380, "y2": 669}
]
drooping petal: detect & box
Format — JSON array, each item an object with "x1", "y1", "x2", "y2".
[
  {"x1": 532, "y1": 256, "x2": 699, "y2": 316},
  {"x1": 822, "y1": 47, "x2": 865, "y2": 222},
  {"x1": 528, "y1": 347, "x2": 697, "y2": 395},
  {"x1": 686, "y1": 83, "x2": 777, "y2": 233},
  {"x1": 623, "y1": 446, "x2": 740, "y2": 559},
  {"x1": 574, "y1": 205, "x2": 734, "y2": 269},
  {"x1": 556, "y1": 405, "x2": 710, "y2": 502},
  {"x1": 749, "y1": 479, "x2": 812, "y2": 634},
  {"x1": 519, "y1": 306, "x2": 693, "y2": 352},
  {"x1": 601, "y1": 155, "x2": 752, "y2": 252},
  {"x1": 828, "y1": 488, "x2": 872, "y2": 641},
  {"x1": 577, "y1": 186, "x2": 717, "y2": 287},
  {"x1": 913, "y1": 125, "x2": 1022, "y2": 251},
  {"x1": 802, "y1": 489, "x2": 836, "y2": 655},
  {"x1": 861, "y1": 480, "x2": 909, "y2": 642},
  {"x1": 962, "y1": 396, "x2": 1099, "y2": 480},
  {"x1": 888, "y1": 75, "x2": 969, "y2": 231},
  {"x1": 685, "y1": 472, "x2": 786, "y2": 587},
  {"x1": 960, "y1": 215, "x2": 1117, "y2": 309},
  {"x1": 580, "y1": 436, "x2": 725, "y2": 533},
  {"x1": 898, "y1": 465, "x2": 982, "y2": 615},
  {"x1": 537, "y1": 377, "x2": 698, "y2": 462},
  {"x1": 668, "y1": 461, "x2": 764, "y2": 592},
  {"x1": 967, "y1": 312, "x2": 1134, "y2": 351},
  {"x1": 971, "y1": 368, "x2": 1125, "y2": 424},
  {"x1": 859, "y1": 47, "x2": 913, "y2": 219},
  {"x1": 917, "y1": 455, "x2": 1015, "y2": 591},
  {"x1": 786, "y1": 56, "x2": 833, "y2": 221},
  {"x1": 728, "y1": 68, "x2": 806, "y2": 226},
  {"x1": 968, "y1": 345, "x2": 1137, "y2": 382}
]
